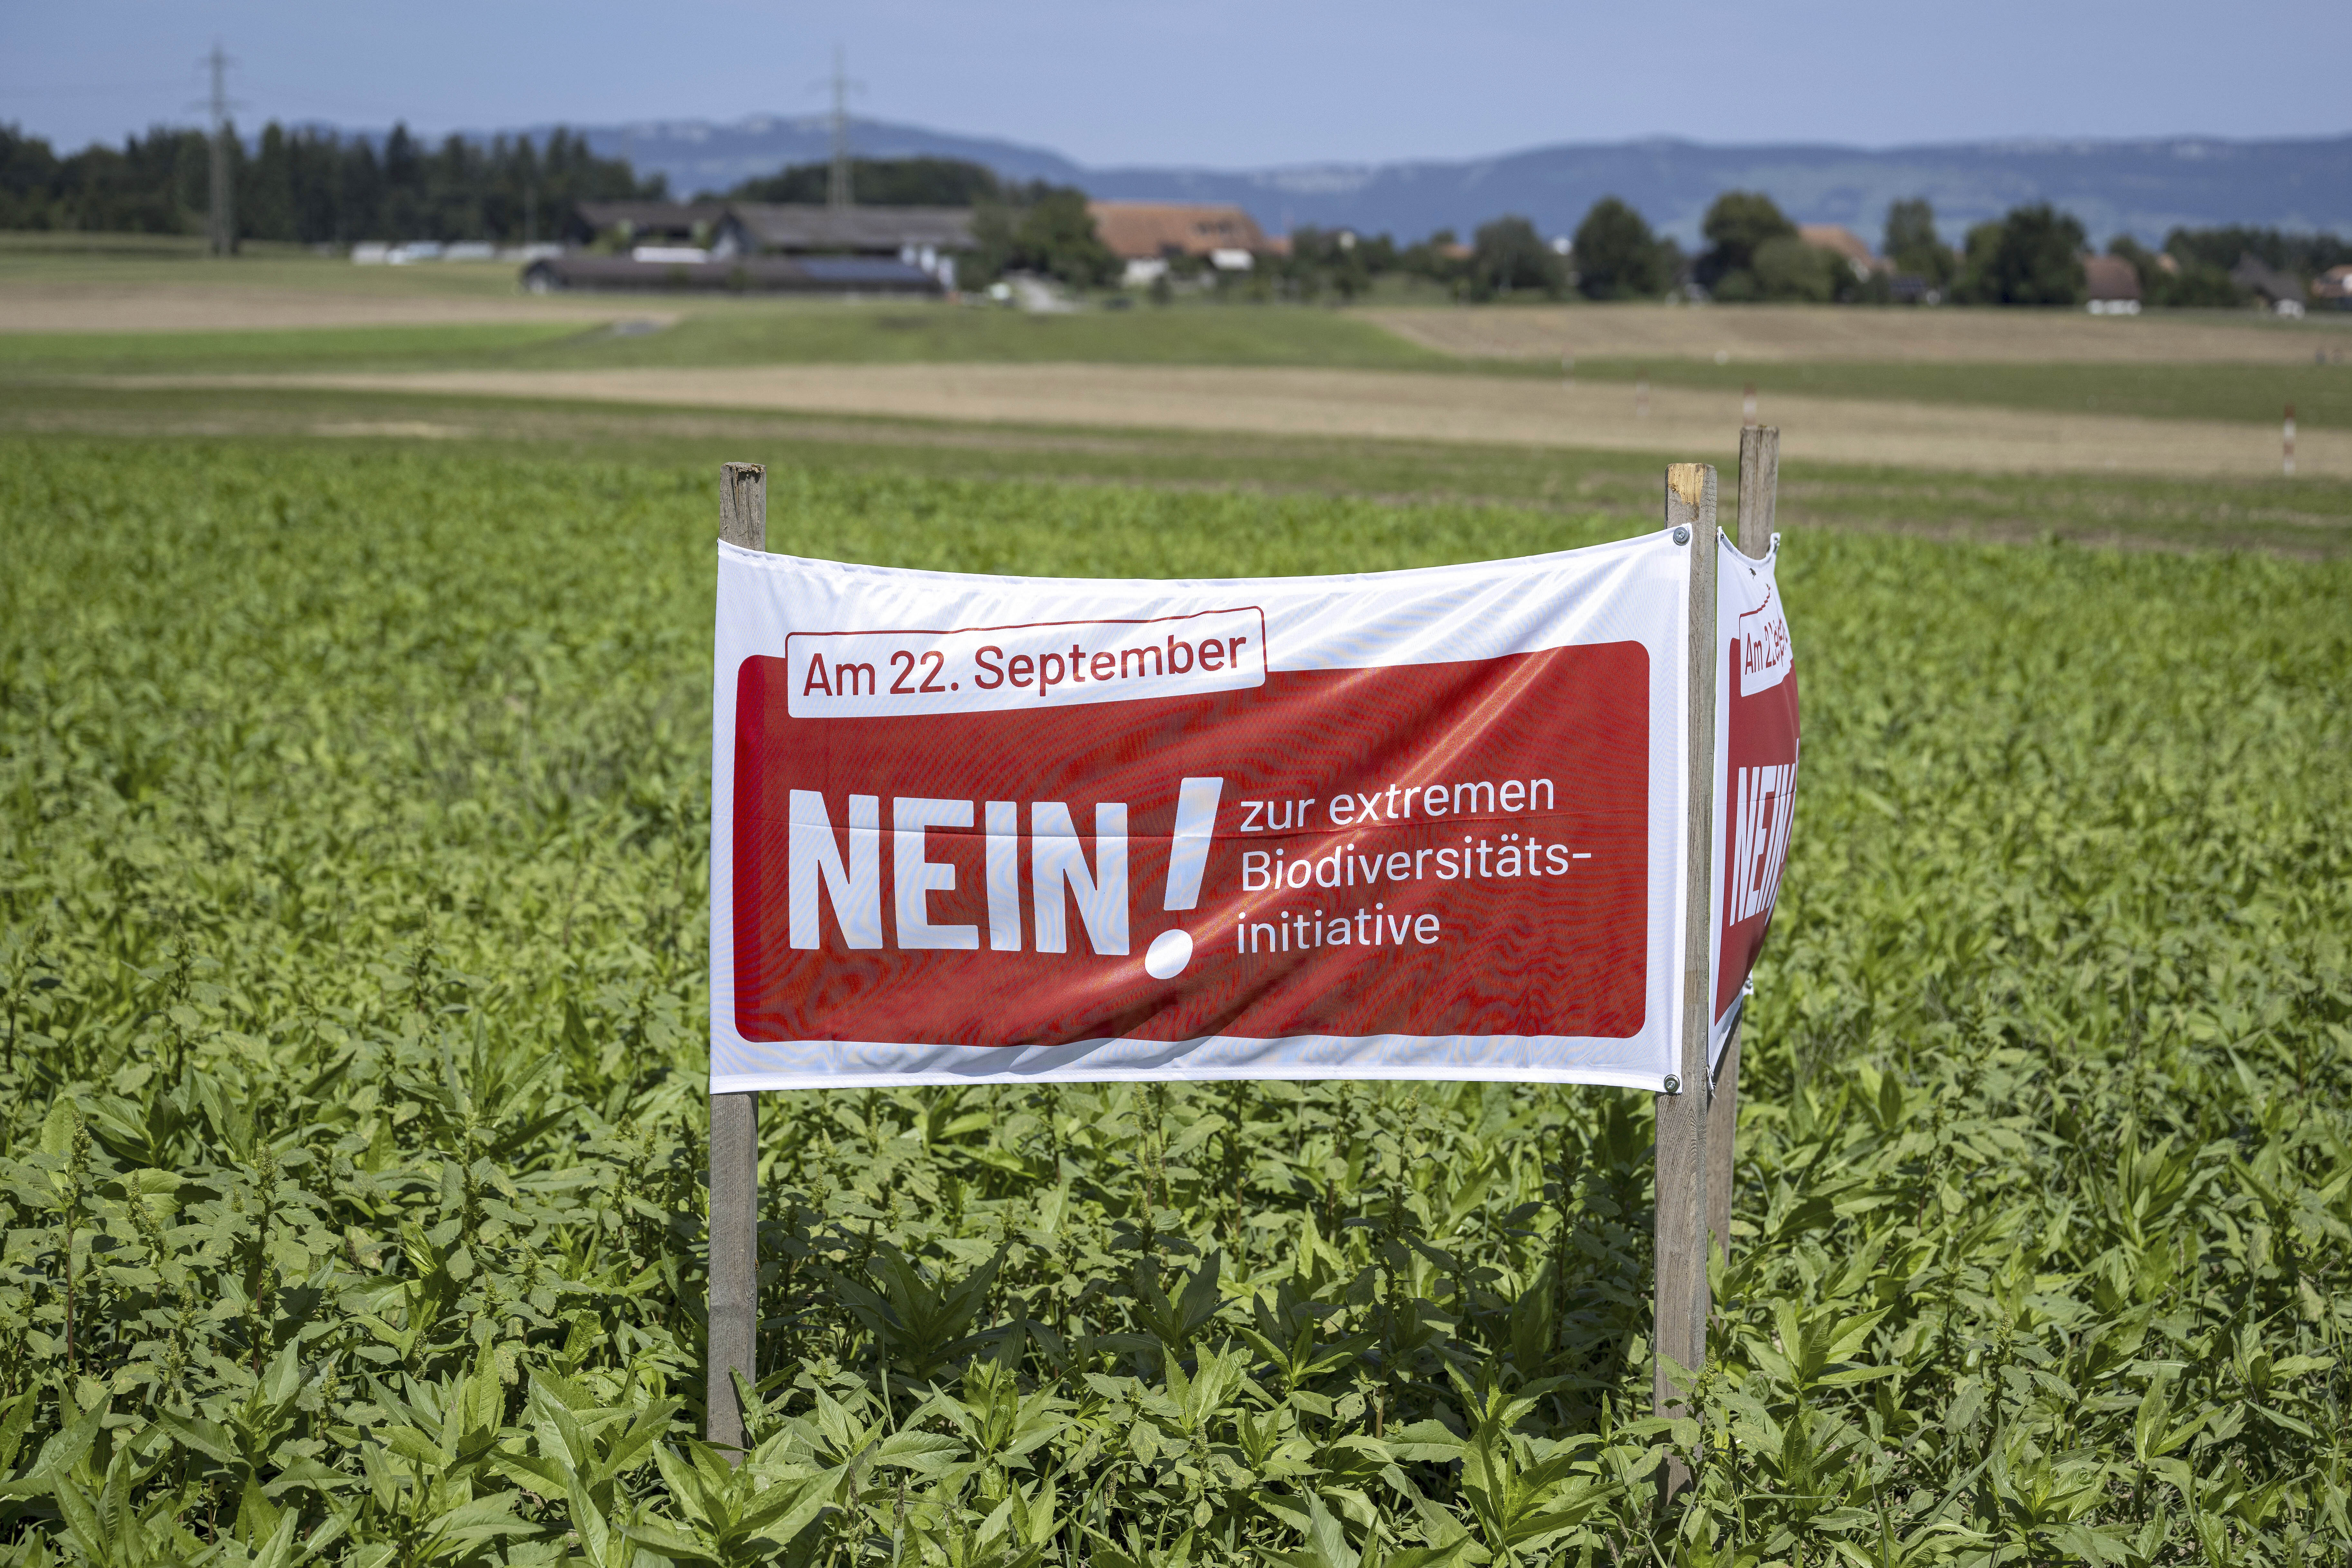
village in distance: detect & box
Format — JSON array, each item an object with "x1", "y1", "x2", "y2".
[{"x1": 5, "y1": 112, "x2": 2349, "y2": 317}]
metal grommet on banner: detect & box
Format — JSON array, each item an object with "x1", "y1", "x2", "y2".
[
  {"x1": 1662, "y1": 1074, "x2": 1682, "y2": 1095},
  {"x1": 1671, "y1": 526, "x2": 1690, "y2": 545}
]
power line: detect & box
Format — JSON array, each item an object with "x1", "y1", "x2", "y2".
[
  {"x1": 193, "y1": 41, "x2": 241, "y2": 256},
  {"x1": 822, "y1": 45, "x2": 864, "y2": 211}
]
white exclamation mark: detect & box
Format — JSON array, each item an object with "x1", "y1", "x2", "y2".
[{"x1": 1144, "y1": 776, "x2": 1222, "y2": 979}]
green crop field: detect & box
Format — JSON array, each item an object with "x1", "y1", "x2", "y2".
[{"x1": 2, "y1": 437, "x2": 2348, "y2": 1566}]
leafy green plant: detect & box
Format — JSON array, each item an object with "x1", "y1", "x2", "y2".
[{"x1": 0, "y1": 437, "x2": 2347, "y2": 1564}]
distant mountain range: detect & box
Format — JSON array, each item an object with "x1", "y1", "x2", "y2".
[{"x1": 541, "y1": 117, "x2": 2352, "y2": 249}]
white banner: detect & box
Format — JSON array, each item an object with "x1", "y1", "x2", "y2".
[
  {"x1": 709, "y1": 529, "x2": 1748, "y2": 1092},
  {"x1": 1707, "y1": 533, "x2": 1801, "y2": 1066}
]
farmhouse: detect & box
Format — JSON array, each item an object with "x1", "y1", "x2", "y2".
[
  {"x1": 2231, "y1": 252, "x2": 2307, "y2": 317},
  {"x1": 2083, "y1": 253, "x2": 2143, "y2": 314},
  {"x1": 558, "y1": 199, "x2": 972, "y2": 292},
  {"x1": 1796, "y1": 224, "x2": 1883, "y2": 279},
  {"x1": 1089, "y1": 201, "x2": 1272, "y2": 284},
  {"x1": 2312, "y1": 264, "x2": 2352, "y2": 307},
  {"x1": 711, "y1": 203, "x2": 975, "y2": 262}
]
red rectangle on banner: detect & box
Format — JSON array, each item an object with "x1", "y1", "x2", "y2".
[{"x1": 732, "y1": 642, "x2": 1651, "y2": 1048}]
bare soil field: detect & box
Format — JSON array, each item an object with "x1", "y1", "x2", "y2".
[
  {"x1": 1363, "y1": 304, "x2": 2352, "y2": 364},
  {"x1": 107, "y1": 363, "x2": 2346, "y2": 479}
]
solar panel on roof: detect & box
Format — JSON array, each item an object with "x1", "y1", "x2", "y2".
[{"x1": 795, "y1": 258, "x2": 935, "y2": 283}]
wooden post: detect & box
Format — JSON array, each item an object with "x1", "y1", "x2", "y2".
[
  {"x1": 708, "y1": 462, "x2": 766, "y2": 1458},
  {"x1": 1708, "y1": 427, "x2": 1779, "y2": 1271},
  {"x1": 1655, "y1": 461, "x2": 1716, "y2": 1497}
]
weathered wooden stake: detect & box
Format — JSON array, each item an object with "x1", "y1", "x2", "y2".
[
  {"x1": 1708, "y1": 427, "x2": 1779, "y2": 1271},
  {"x1": 708, "y1": 461, "x2": 766, "y2": 1459},
  {"x1": 1655, "y1": 461, "x2": 1717, "y2": 1498}
]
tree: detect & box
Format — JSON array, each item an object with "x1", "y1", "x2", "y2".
[
  {"x1": 1278, "y1": 228, "x2": 1381, "y2": 304},
  {"x1": 1289, "y1": 227, "x2": 1392, "y2": 303},
  {"x1": 240, "y1": 123, "x2": 294, "y2": 241},
  {"x1": 1697, "y1": 191, "x2": 1796, "y2": 294},
  {"x1": 0, "y1": 124, "x2": 63, "y2": 229},
  {"x1": 2163, "y1": 261, "x2": 2248, "y2": 308},
  {"x1": 1467, "y1": 215, "x2": 1564, "y2": 300},
  {"x1": 51, "y1": 127, "x2": 210, "y2": 235},
  {"x1": 1571, "y1": 197, "x2": 1671, "y2": 300},
  {"x1": 968, "y1": 186, "x2": 1116, "y2": 289},
  {"x1": 727, "y1": 156, "x2": 1002, "y2": 207},
  {"x1": 380, "y1": 125, "x2": 423, "y2": 240},
  {"x1": 2164, "y1": 224, "x2": 2352, "y2": 279},
  {"x1": 1956, "y1": 203, "x2": 2086, "y2": 305},
  {"x1": 1399, "y1": 228, "x2": 1468, "y2": 287},
  {"x1": 1884, "y1": 197, "x2": 1956, "y2": 285},
  {"x1": 0, "y1": 119, "x2": 653, "y2": 245},
  {"x1": 2106, "y1": 235, "x2": 2167, "y2": 300},
  {"x1": 1750, "y1": 235, "x2": 1839, "y2": 303},
  {"x1": 2105, "y1": 233, "x2": 2244, "y2": 308}
]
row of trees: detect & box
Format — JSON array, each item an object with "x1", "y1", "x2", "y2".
[
  {"x1": 0, "y1": 121, "x2": 659, "y2": 244},
  {"x1": 724, "y1": 155, "x2": 1000, "y2": 209},
  {"x1": 1272, "y1": 191, "x2": 2347, "y2": 308},
  {"x1": 1884, "y1": 200, "x2": 2284, "y2": 307}
]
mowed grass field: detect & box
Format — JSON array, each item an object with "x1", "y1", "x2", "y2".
[
  {"x1": 1558, "y1": 357, "x2": 2352, "y2": 433},
  {"x1": 1, "y1": 434, "x2": 2348, "y2": 1565},
  {"x1": 0, "y1": 309, "x2": 1458, "y2": 376}
]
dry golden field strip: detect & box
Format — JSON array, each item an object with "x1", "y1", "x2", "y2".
[
  {"x1": 117, "y1": 362, "x2": 2347, "y2": 478},
  {"x1": 1365, "y1": 304, "x2": 2352, "y2": 364}
]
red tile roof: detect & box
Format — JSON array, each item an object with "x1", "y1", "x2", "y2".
[
  {"x1": 1087, "y1": 202, "x2": 1269, "y2": 260},
  {"x1": 1796, "y1": 224, "x2": 1882, "y2": 271},
  {"x1": 2083, "y1": 254, "x2": 2143, "y2": 302}
]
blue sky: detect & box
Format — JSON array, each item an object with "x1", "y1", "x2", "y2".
[{"x1": 4, "y1": 0, "x2": 2343, "y2": 166}]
